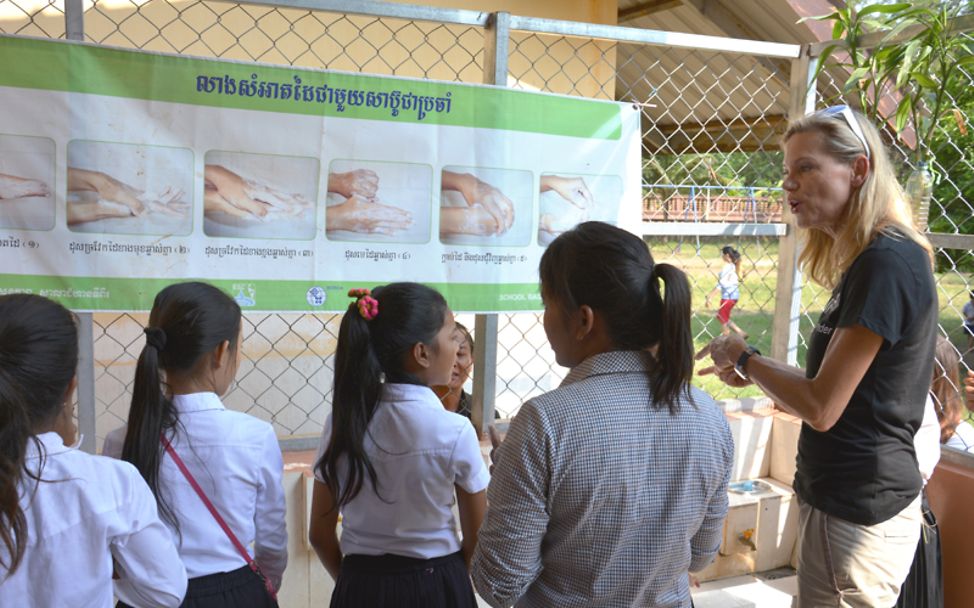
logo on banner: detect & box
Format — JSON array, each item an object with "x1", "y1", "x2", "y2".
[
  {"x1": 233, "y1": 283, "x2": 257, "y2": 307},
  {"x1": 306, "y1": 286, "x2": 326, "y2": 307}
]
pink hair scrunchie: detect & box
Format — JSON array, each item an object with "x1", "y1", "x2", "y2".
[{"x1": 348, "y1": 288, "x2": 379, "y2": 321}]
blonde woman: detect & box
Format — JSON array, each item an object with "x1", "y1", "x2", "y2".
[{"x1": 698, "y1": 106, "x2": 937, "y2": 607}]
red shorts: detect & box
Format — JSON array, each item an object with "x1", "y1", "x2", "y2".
[{"x1": 717, "y1": 299, "x2": 737, "y2": 324}]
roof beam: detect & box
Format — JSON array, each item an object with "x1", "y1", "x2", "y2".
[
  {"x1": 643, "y1": 113, "x2": 790, "y2": 153},
  {"x1": 619, "y1": 0, "x2": 683, "y2": 23},
  {"x1": 681, "y1": 0, "x2": 791, "y2": 86},
  {"x1": 682, "y1": 0, "x2": 768, "y2": 41}
]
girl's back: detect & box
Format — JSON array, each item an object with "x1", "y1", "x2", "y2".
[
  {"x1": 0, "y1": 293, "x2": 185, "y2": 608},
  {"x1": 104, "y1": 394, "x2": 286, "y2": 583},
  {"x1": 309, "y1": 283, "x2": 488, "y2": 608},
  {"x1": 315, "y1": 383, "x2": 487, "y2": 559},
  {"x1": 5, "y1": 434, "x2": 185, "y2": 608},
  {"x1": 718, "y1": 261, "x2": 739, "y2": 297},
  {"x1": 110, "y1": 281, "x2": 287, "y2": 605}
]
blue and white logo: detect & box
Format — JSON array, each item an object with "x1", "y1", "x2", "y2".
[
  {"x1": 232, "y1": 283, "x2": 256, "y2": 307},
  {"x1": 306, "y1": 286, "x2": 326, "y2": 307}
]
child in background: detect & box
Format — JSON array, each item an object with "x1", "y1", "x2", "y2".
[
  {"x1": 895, "y1": 335, "x2": 974, "y2": 607},
  {"x1": 931, "y1": 336, "x2": 974, "y2": 452},
  {"x1": 0, "y1": 294, "x2": 186, "y2": 607},
  {"x1": 707, "y1": 245, "x2": 748, "y2": 339},
  {"x1": 104, "y1": 281, "x2": 287, "y2": 608},
  {"x1": 309, "y1": 283, "x2": 489, "y2": 608}
]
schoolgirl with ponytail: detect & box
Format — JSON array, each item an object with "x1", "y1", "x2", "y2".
[
  {"x1": 308, "y1": 282, "x2": 489, "y2": 608},
  {"x1": 0, "y1": 294, "x2": 186, "y2": 607},
  {"x1": 471, "y1": 221, "x2": 734, "y2": 607},
  {"x1": 706, "y1": 245, "x2": 748, "y2": 339},
  {"x1": 103, "y1": 281, "x2": 287, "y2": 608}
]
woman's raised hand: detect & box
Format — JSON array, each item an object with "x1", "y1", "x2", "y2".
[{"x1": 695, "y1": 334, "x2": 752, "y2": 388}]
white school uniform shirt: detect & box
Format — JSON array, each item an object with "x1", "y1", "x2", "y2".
[
  {"x1": 946, "y1": 421, "x2": 974, "y2": 453},
  {"x1": 914, "y1": 394, "x2": 941, "y2": 484},
  {"x1": 314, "y1": 383, "x2": 490, "y2": 559},
  {"x1": 0, "y1": 432, "x2": 187, "y2": 608},
  {"x1": 718, "y1": 262, "x2": 740, "y2": 300},
  {"x1": 103, "y1": 392, "x2": 288, "y2": 588}
]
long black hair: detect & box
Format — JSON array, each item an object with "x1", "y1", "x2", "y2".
[
  {"x1": 0, "y1": 294, "x2": 78, "y2": 575},
  {"x1": 122, "y1": 282, "x2": 241, "y2": 532},
  {"x1": 316, "y1": 282, "x2": 448, "y2": 509},
  {"x1": 540, "y1": 221, "x2": 694, "y2": 412},
  {"x1": 721, "y1": 245, "x2": 742, "y2": 275}
]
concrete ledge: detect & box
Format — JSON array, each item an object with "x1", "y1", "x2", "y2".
[{"x1": 717, "y1": 396, "x2": 775, "y2": 413}]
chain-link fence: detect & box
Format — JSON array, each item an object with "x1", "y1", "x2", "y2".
[
  {"x1": 0, "y1": 0, "x2": 64, "y2": 38},
  {"x1": 2, "y1": 0, "x2": 970, "y2": 446}
]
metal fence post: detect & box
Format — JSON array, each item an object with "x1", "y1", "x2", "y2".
[
  {"x1": 771, "y1": 51, "x2": 816, "y2": 365},
  {"x1": 471, "y1": 11, "x2": 510, "y2": 435},
  {"x1": 76, "y1": 313, "x2": 97, "y2": 453},
  {"x1": 482, "y1": 11, "x2": 510, "y2": 88},
  {"x1": 65, "y1": 0, "x2": 84, "y2": 41},
  {"x1": 65, "y1": 0, "x2": 91, "y2": 452}
]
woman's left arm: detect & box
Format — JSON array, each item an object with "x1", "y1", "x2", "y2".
[
  {"x1": 748, "y1": 325, "x2": 882, "y2": 430},
  {"x1": 702, "y1": 325, "x2": 882, "y2": 432}
]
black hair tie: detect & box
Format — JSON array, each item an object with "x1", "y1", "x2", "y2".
[{"x1": 144, "y1": 326, "x2": 167, "y2": 352}]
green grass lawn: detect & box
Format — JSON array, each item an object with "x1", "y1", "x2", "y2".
[{"x1": 650, "y1": 237, "x2": 973, "y2": 401}]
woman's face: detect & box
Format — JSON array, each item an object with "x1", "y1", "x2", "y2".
[
  {"x1": 450, "y1": 331, "x2": 473, "y2": 390},
  {"x1": 782, "y1": 130, "x2": 859, "y2": 235}
]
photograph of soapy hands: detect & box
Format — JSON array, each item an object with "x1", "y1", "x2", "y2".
[
  {"x1": 538, "y1": 174, "x2": 593, "y2": 244},
  {"x1": 326, "y1": 160, "x2": 439, "y2": 243},
  {"x1": 325, "y1": 168, "x2": 414, "y2": 236},
  {"x1": 203, "y1": 151, "x2": 317, "y2": 240},
  {"x1": 537, "y1": 173, "x2": 623, "y2": 246},
  {"x1": 439, "y1": 166, "x2": 532, "y2": 246},
  {"x1": 65, "y1": 141, "x2": 194, "y2": 236},
  {"x1": 439, "y1": 170, "x2": 515, "y2": 237},
  {"x1": 204, "y1": 164, "x2": 312, "y2": 220},
  {"x1": 0, "y1": 171, "x2": 55, "y2": 232},
  {"x1": 66, "y1": 167, "x2": 187, "y2": 225},
  {"x1": 0, "y1": 172, "x2": 50, "y2": 200},
  {"x1": 0, "y1": 136, "x2": 56, "y2": 231}
]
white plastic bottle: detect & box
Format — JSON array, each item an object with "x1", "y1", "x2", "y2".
[{"x1": 905, "y1": 161, "x2": 933, "y2": 231}]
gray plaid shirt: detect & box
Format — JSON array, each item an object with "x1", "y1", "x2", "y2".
[{"x1": 471, "y1": 350, "x2": 733, "y2": 608}]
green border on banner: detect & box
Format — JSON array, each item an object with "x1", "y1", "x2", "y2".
[
  {"x1": 0, "y1": 36, "x2": 622, "y2": 140},
  {"x1": 0, "y1": 274, "x2": 542, "y2": 312}
]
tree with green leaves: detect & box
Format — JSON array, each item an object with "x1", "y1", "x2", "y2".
[{"x1": 809, "y1": 0, "x2": 973, "y2": 162}]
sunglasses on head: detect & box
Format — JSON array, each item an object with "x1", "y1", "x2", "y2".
[{"x1": 815, "y1": 105, "x2": 871, "y2": 160}]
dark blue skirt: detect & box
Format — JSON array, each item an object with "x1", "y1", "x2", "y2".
[
  {"x1": 894, "y1": 491, "x2": 943, "y2": 608},
  {"x1": 118, "y1": 564, "x2": 276, "y2": 608},
  {"x1": 330, "y1": 551, "x2": 477, "y2": 608}
]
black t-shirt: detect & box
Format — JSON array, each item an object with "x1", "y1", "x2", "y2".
[{"x1": 795, "y1": 232, "x2": 937, "y2": 526}]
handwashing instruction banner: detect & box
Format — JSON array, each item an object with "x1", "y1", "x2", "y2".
[{"x1": 0, "y1": 35, "x2": 642, "y2": 312}]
